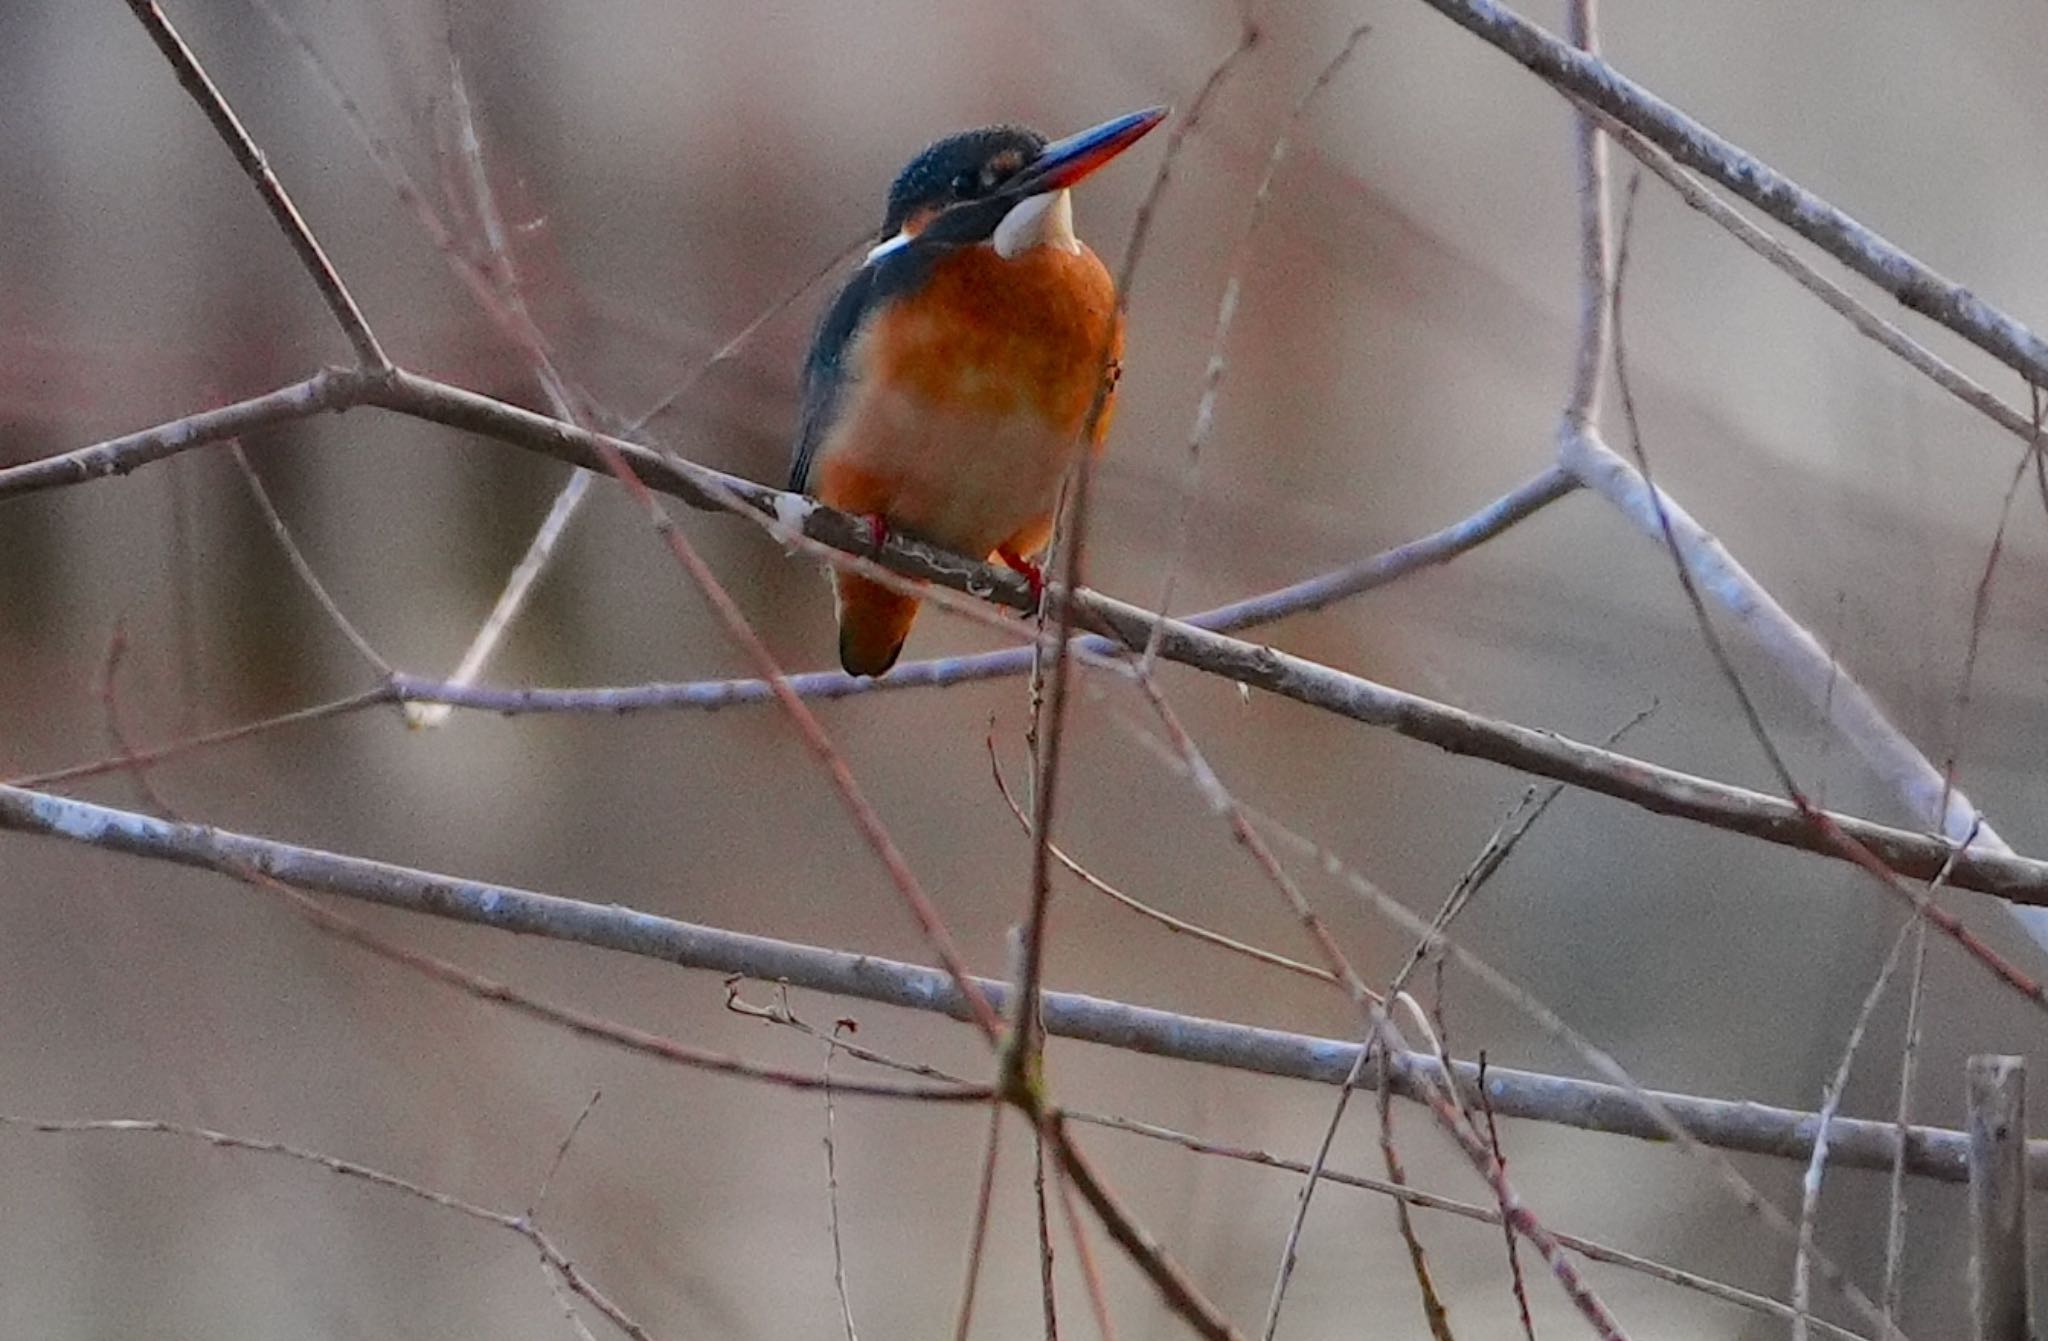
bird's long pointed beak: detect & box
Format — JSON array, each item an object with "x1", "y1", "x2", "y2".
[{"x1": 1013, "y1": 106, "x2": 1169, "y2": 196}]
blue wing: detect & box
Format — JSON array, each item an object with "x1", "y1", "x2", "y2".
[{"x1": 789, "y1": 262, "x2": 883, "y2": 493}]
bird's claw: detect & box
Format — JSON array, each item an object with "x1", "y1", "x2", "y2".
[{"x1": 997, "y1": 547, "x2": 1046, "y2": 604}]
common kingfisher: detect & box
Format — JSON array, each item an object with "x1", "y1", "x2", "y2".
[{"x1": 789, "y1": 106, "x2": 1168, "y2": 676}]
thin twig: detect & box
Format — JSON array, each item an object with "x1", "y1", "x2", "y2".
[
  {"x1": 1047, "y1": 1118, "x2": 1245, "y2": 1341},
  {"x1": 1054, "y1": 1151, "x2": 1119, "y2": 1341},
  {"x1": 228, "y1": 442, "x2": 392, "y2": 675},
  {"x1": 1477, "y1": 1054, "x2": 1538, "y2": 1341},
  {"x1": 1035, "y1": 1125, "x2": 1061, "y2": 1341},
  {"x1": 533, "y1": 1089, "x2": 603, "y2": 1216},
  {"x1": 97, "y1": 622, "x2": 172, "y2": 816},
  {"x1": 1940, "y1": 391, "x2": 2045, "y2": 814},
  {"x1": 1791, "y1": 916, "x2": 1920, "y2": 1340},
  {"x1": 1141, "y1": 24, "x2": 1369, "y2": 674},
  {"x1": 1260, "y1": 1038, "x2": 1372, "y2": 1341},
  {"x1": 401, "y1": 38, "x2": 603, "y2": 730},
  {"x1": 989, "y1": 735, "x2": 1334, "y2": 984},
  {"x1": 953, "y1": 1102, "x2": 1007, "y2": 1341},
  {"x1": 6, "y1": 687, "x2": 389, "y2": 787},
  {"x1": 1394, "y1": 701, "x2": 1654, "y2": 997},
  {"x1": 1137, "y1": 677, "x2": 1378, "y2": 1009},
  {"x1": 120, "y1": 0, "x2": 389, "y2": 369},
  {"x1": 1881, "y1": 916, "x2": 1932, "y2": 1326},
  {"x1": 1582, "y1": 107, "x2": 2042, "y2": 448},
  {"x1": 1006, "y1": 24, "x2": 1262, "y2": 1092},
  {"x1": 824, "y1": 1024, "x2": 861, "y2": 1341},
  {"x1": 2, "y1": 1114, "x2": 654, "y2": 1340},
  {"x1": 1374, "y1": 1027, "x2": 1457, "y2": 1341}
]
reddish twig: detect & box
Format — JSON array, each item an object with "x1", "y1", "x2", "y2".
[
  {"x1": 952, "y1": 1102, "x2": 1007, "y2": 1341},
  {"x1": 1478, "y1": 1054, "x2": 1538, "y2": 1341},
  {"x1": 1375, "y1": 1027, "x2": 1457, "y2": 1341},
  {"x1": 988, "y1": 734, "x2": 1334, "y2": 984}
]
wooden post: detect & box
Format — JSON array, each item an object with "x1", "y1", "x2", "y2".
[{"x1": 1968, "y1": 1054, "x2": 2033, "y2": 1341}]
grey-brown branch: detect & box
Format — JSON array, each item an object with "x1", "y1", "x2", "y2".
[
  {"x1": 0, "y1": 780, "x2": 2037, "y2": 1190},
  {"x1": 5, "y1": 368, "x2": 2046, "y2": 907}
]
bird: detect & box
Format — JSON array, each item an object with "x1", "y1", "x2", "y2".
[{"x1": 789, "y1": 106, "x2": 1168, "y2": 677}]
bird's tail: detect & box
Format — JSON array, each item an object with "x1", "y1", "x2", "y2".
[{"x1": 834, "y1": 571, "x2": 920, "y2": 677}]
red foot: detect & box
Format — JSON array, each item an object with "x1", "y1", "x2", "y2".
[
  {"x1": 997, "y1": 546, "x2": 1046, "y2": 604},
  {"x1": 863, "y1": 513, "x2": 890, "y2": 552}
]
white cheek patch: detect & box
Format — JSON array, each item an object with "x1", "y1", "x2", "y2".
[
  {"x1": 865, "y1": 230, "x2": 912, "y2": 265},
  {"x1": 993, "y1": 189, "x2": 1080, "y2": 259}
]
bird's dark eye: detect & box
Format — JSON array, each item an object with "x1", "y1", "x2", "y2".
[{"x1": 950, "y1": 168, "x2": 980, "y2": 197}]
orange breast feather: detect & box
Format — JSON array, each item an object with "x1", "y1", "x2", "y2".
[{"x1": 869, "y1": 243, "x2": 1121, "y2": 433}]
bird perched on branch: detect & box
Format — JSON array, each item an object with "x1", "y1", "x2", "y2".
[{"x1": 789, "y1": 107, "x2": 1167, "y2": 676}]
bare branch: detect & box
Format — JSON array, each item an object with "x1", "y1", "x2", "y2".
[
  {"x1": 385, "y1": 464, "x2": 1577, "y2": 713},
  {"x1": 2, "y1": 1114, "x2": 653, "y2": 1339},
  {"x1": 1047, "y1": 1119, "x2": 1246, "y2": 1341},
  {"x1": 1375, "y1": 1033, "x2": 1457, "y2": 1341},
  {"x1": 1584, "y1": 108, "x2": 2041, "y2": 447},
  {"x1": 1966, "y1": 1056, "x2": 2032, "y2": 1341},
  {"x1": 121, "y1": 1, "x2": 389, "y2": 369},
  {"x1": 1792, "y1": 918, "x2": 1919, "y2": 1340},
  {"x1": 1476, "y1": 1056, "x2": 1539, "y2": 1341},
  {"x1": 1882, "y1": 919, "x2": 1932, "y2": 1326},
  {"x1": 952, "y1": 1102, "x2": 1006, "y2": 1341},
  {"x1": 1034, "y1": 1127, "x2": 1061, "y2": 1341},
  {"x1": 1075, "y1": 1109, "x2": 1871, "y2": 1341},
  {"x1": 0, "y1": 369, "x2": 363, "y2": 498},
  {"x1": 1563, "y1": 0, "x2": 1610, "y2": 426},
  {"x1": 7, "y1": 688, "x2": 388, "y2": 788},
  {"x1": 5, "y1": 783, "x2": 2025, "y2": 1188},
  {"x1": 1412, "y1": 0, "x2": 2048, "y2": 388},
  {"x1": 11, "y1": 372, "x2": 2048, "y2": 908}
]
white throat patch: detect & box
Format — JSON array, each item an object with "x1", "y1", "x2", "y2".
[
  {"x1": 993, "y1": 189, "x2": 1080, "y2": 259},
  {"x1": 865, "y1": 230, "x2": 912, "y2": 265}
]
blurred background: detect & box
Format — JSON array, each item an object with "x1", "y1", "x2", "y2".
[{"x1": 4, "y1": 0, "x2": 2048, "y2": 1336}]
